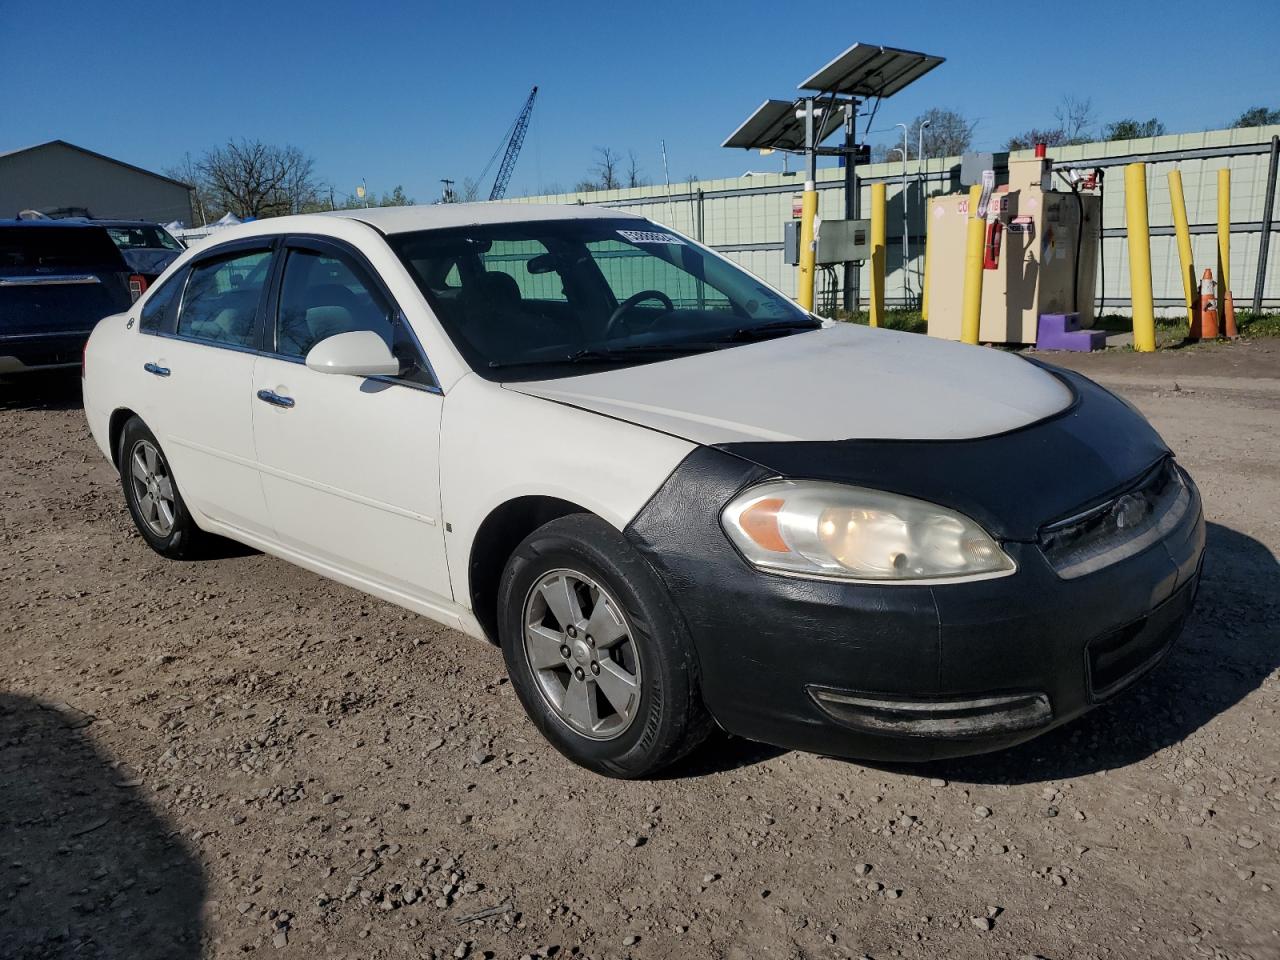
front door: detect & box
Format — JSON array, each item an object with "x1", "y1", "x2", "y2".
[{"x1": 249, "y1": 237, "x2": 451, "y2": 605}]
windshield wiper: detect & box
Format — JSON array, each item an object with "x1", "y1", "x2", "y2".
[
  {"x1": 488, "y1": 343, "x2": 711, "y2": 370},
  {"x1": 711, "y1": 318, "x2": 822, "y2": 342}
]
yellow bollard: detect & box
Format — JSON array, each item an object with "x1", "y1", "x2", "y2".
[
  {"x1": 1217, "y1": 168, "x2": 1231, "y2": 299},
  {"x1": 921, "y1": 197, "x2": 933, "y2": 322},
  {"x1": 1125, "y1": 163, "x2": 1156, "y2": 352},
  {"x1": 1168, "y1": 169, "x2": 1196, "y2": 330},
  {"x1": 960, "y1": 184, "x2": 985, "y2": 345},
  {"x1": 869, "y1": 183, "x2": 886, "y2": 326},
  {"x1": 796, "y1": 187, "x2": 818, "y2": 312}
]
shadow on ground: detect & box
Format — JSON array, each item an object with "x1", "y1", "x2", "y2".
[
  {"x1": 896, "y1": 522, "x2": 1280, "y2": 785},
  {"x1": 0, "y1": 693, "x2": 204, "y2": 960},
  {"x1": 0, "y1": 371, "x2": 84, "y2": 412}
]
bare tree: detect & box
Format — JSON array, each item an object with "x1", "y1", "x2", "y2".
[
  {"x1": 1054, "y1": 96, "x2": 1095, "y2": 144},
  {"x1": 915, "y1": 108, "x2": 977, "y2": 158},
  {"x1": 593, "y1": 147, "x2": 621, "y2": 190},
  {"x1": 1006, "y1": 127, "x2": 1070, "y2": 151},
  {"x1": 164, "y1": 152, "x2": 213, "y2": 226},
  {"x1": 460, "y1": 177, "x2": 481, "y2": 202},
  {"x1": 196, "y1": 140, "x2": 320, "y2": 219},
  {"x1": 626, "y1": 150, "x2": 647, "y2": 188}
]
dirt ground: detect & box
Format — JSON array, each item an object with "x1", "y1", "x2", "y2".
[{"x1": 2, "y1": 339, "x2": 1278, "y2": 960}]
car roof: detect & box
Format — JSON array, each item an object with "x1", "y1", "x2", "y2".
[
  {"x1": 84, "y1": 219, "x2": 167, "y2": 228},
  {"x1": 325, "y1": 202, "x2": 645, "y2": 236},
  {"x1": 0, "y1": 219, "x2": 112, "y2": 229}
]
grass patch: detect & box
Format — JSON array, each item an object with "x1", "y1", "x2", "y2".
[
  {"x1": 829, "y1": 309, "x2": 926, "y2": 334},
  {"x1": 1095, "y1": 311, "x2": 1280, "y2": 340}
]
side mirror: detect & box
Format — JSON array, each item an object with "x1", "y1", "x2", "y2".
[{"x1": 305, "y1": 330, "x2": 401, "y2": 378}]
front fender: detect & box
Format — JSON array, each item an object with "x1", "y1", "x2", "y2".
[{"x1": 438, "y1": 375, "x2": 695, "y2": 607}]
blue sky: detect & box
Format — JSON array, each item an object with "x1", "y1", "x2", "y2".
[{"x1": 4, "y1": 0, "x2": 1277, "y2": 205}]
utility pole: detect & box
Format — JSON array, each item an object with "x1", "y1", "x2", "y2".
[
  {"x1": 440, "y1": 179, "x2": 456, "y2": 203},
  {"x1": 917, "y1": 118, "x2": 931, "y2": 294},
  {"x1": 843, "y1": 100, "x2": 860, "y2": 312}
]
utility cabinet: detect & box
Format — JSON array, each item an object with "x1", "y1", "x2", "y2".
[{"x1": 926, "y1": 157, "x2": 1101, "y2": 344}]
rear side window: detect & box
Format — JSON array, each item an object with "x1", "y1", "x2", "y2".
[
  {"x1": 176, "y1": 249, "x2": 272, "y2": 349},
  {"x1": 139, "y1": 271, "x2": 183, "y2": 333},
  {"x1": 0, "y1": 226, "x2": 124, "y2": 270}
]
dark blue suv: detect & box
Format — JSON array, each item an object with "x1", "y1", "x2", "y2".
[{"x1": 0, "y1": 221, "x2": 134, "y2": 374}]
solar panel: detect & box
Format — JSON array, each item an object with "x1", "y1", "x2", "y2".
[
  {"x1": 721, "y1": 98, "x2": 845, "y2": 151},
  {"x1": 799, "y1": 43, "x2": 944, "y2": 98}
]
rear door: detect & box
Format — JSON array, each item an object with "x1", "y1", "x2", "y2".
[
  {"x1": 250, "y1": 235, "x2": 451, "y2": 605},
  {"x1": 137, "y1": 239, "x2": 276, "y2": 537}
]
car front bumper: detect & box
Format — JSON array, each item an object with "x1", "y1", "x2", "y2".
[{"x1": 623, "y1": 372, "x2": 1206, "y2": 762}]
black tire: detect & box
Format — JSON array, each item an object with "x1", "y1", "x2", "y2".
[
  {"x1": 117, "y1": 416, "x2": 207, "y2": 559},
  {"x1": 497, "y1": 514, "x2": 712, "y2": 778}
]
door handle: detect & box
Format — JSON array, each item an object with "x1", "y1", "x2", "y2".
[
  {"x1": 256, "y1": 389, "x2": 295, "y2": 409},
  {"x1": 143, "y1": 362, "x2": 170, "y2": 377}
]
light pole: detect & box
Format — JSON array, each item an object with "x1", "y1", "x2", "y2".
[
  {"x1": 917, "y1": 118, "x2": 931, "y2": 294},
  {"x1": 891, "y1": 145, "x2": 907, "y2": 306},
  {"x1": 901, "y1": 122, "x2": 911, "y2": 304}
]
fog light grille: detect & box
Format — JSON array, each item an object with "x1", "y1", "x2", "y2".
[
  {"x1": 807, "y1": 688, "x2": 1052, "y2": 738},
  {"x1": 1039, "y1": 459, "x2": 1190, "y2": 579}
]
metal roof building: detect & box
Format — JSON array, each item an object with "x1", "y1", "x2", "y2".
[{"x1": 0, "y1": 140, "x2": 193, "y2": 224}]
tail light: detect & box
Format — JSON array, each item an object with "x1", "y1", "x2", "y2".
[
  {"x1": 128, "y1": 274, "x2": 149, "y2": 302},
  {"x1": 82, "y1": 339, "x2": 88, "y2": 377}
]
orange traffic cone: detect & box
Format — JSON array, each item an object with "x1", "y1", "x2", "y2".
[
  {"x1": 1190, "y1": 269, "x2": 1219, "y2": 340},
  {"x1": 1223, "y1": 289, "x2": 1239, "y2": 339}
]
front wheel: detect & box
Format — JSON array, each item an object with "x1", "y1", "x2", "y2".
[
  {"x1": 497, "y1": 514, "x2": 711, "y2": 778},
  {"x1": 118, "y1": 417, "x2": 207, "y2": 559}
]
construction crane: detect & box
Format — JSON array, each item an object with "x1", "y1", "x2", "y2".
[{"x1": 474, "y1": 86, "x2": 538, "y2": 202}]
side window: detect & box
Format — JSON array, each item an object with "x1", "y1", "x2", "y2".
[
  {"x1": 139, "y1": 270, "x2": 183, "y2": 333},
  {"x1": 176, "y1": 249, "x2": 272, "y2": 348},
  {"x1": 275, "y1": 247, "x2": 435, "y2": 388}
]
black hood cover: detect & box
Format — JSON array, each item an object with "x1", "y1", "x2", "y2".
[{"x1": 716, "y1": 365, "x2": 1171, "y2": 542}]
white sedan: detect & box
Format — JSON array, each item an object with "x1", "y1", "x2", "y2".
[{"x1": 83, "y1": 204, "x2": 1204, "y2": 777}]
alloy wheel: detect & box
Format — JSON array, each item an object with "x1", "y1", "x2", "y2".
[
  {"x1": 128, "y1": 439, "x2": 176, "y2": 537},
  {"x1": 522, "y1": 568, "x2": 643, "y2": 740}
]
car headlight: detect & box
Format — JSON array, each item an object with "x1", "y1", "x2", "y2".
[{"x1": 721, "y1": 480, "x2": 1015, "y2": 583}]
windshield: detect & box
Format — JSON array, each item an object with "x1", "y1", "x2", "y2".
[
  {"x1": 388, "y1": 218, "x2": 816, "y2": 379},
  {"x1": 106, "y1": 225, "x2": 183, "y2": 251}
]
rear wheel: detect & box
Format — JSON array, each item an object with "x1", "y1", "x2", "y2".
[
  {"x1": 118, "y1": 417, "x2": 207, "y2": 559},
  {"x1": 498, "y1": 514, "x2": 711, "y2": 778}
]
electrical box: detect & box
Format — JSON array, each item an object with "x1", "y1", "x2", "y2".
[
  {"x1": 784, "y1": 218, "x2": 871, "y2": 266},
  {"x1": 926, "y1": 157, "x2": 1101, "y2": 344},
  {"x1": 960, "y1": 152, "x2": 995, "y2": 187}
]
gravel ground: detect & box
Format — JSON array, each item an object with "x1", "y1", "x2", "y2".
[{"x1": 1, "y1": 340, "x2": 1277, "y2": 960}]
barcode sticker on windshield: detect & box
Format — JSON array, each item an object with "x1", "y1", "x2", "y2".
[{"x1": 618, "y1": 229, "x2": 686, "y2": 245}]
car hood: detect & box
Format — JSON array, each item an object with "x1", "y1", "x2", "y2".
[
  {"x1": 119, "y1": 248, "x2": 179, "y2": 276},
  {"x1": 505, "y1": 323, "x2": 1074, "y2": 445}
]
